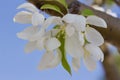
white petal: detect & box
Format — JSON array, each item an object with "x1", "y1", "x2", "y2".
[
  {"x1": 36, "y1": 39, "x2": 45, "y2": 50},
  {"x1": 74, "y1": 15, "x2": 86, "y2": 31},
  {"x1": 32, "y1": 12, "x2": 45, "y2": 26},
  {"x1": 17, "y1": 26, "x2": 39, "y2": 40},
  {"x1": 38, "y1": 51, "x2": 55, "y2": 70},
  {"x1": 24, "y1": 41, "x2": 37, "y2": 53},
  {"x1": 63, "y1": 14, "x2": 86, "y2": 31},
  {"x1": 14, "y1": 11, "x2": 32, "y2": 24},
  {"x1": 63, "y1": 14, "x2": 81, "y2": 23},
  {"x1": 38, "y1": 50, "x2": 61, "y2": 70},
  {"x1": 45, "y1": 38, "x2": 61, "y2": 51},
  {"x1": 17, "y1": 3, "x2": 38, "y2": 12},
  {"x1": 65, "y1": 33, "x2": 84, "y2": 58},
  {"x1": 78, "y1": 32, "x2": 85, "y2": 46},
  {"x1": 72, "y1": 58, "x2": 80, "y2": 72},
  {"x1": 65, "y1": 25, "x2": 75, "y2": 37},
  {"x1": 86, "y1": 15, "x2": 107, "y2": 28},
  {"x1": 29, "y1": 28, "x2": 45, "y2": 41},
  {"x1": 85, "y1": 27, "x2": 104, "y2": 46},
  {"x1": 42, "y1": 16, "x2": 62, "y2": 29},
  {"x1": 85, "y1": 44, "x2": 104, "y2": 62},
  {"x1": 83, "y1": 54, "x2": 97, "y2": 71},
  {"x1": 48, "y1": 49, "x2": 61, "y2": 68},
  {"x1": 63, "y1": 14, "x2": 76, "y2": 23}
]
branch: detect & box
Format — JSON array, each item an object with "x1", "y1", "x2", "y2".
[
  {"x1": 114, "y1": 0, "x2": 120, "y2": 6},
  {"x1": 102, "y1": 43, "x2": 120, "y2": 80},
  {"x1": 68, "y1": 0, "x2": 120, "y2": 49}
]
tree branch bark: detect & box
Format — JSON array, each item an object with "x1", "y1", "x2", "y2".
[
  {"x1": 102, "y1": 44, "x2": 120, "y2": 80},
  {"x1": 67, "y1": 0, "x2": 120, "y2": 49},
  {"x1": 114, "y1": 0, "x2": 120, "y2": 6}
]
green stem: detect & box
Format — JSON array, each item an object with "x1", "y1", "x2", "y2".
[{"x1": 58, "y1": 32, "x2": 72, "y2": 75}]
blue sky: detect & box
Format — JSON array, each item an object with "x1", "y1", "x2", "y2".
[{"x1": 0, "y1": 0, "x2": 114, "y2": 80}]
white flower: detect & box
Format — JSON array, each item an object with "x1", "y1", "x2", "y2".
[
  {"x1": 72, "y1": 15, "x2": 107, "y2": 71},
  {"x1": 83, "y1": 44, "x2": 104, "y2": 71},
  {"x1": 65, "y1": 32, "x2": 84, "y2": 58},
  {"x1": 72, "y1": 58, "x2": 80, "y2": 72},
  {"x1": 42, "y1": 14, "x2": 86, "y2": 59},
  {"x1": 14, "y1": 3, "x2": 45, "y2": 26},
  {"x1": 38, "y1": 49, "x2": 62, "y2": 70},
  {"x1": 14, "y1": 3, "x2": 107, "y2": 72},
  {"x1": 86, "y1": 15, "x2": 107, "y2": 28},
  {"x1": 14, "y1": 2, "x2": 62, "y2": 70},
  {"x1": 76, "y1": 15, "x2": 107, "y2": 47},
  {"x1": 18, "y1": 27, "x2": 60, "y2": 53},
  {"x1": 43, "y1": 14, "x2": 86, "y2": 35},
  {"x1": 37, "y1": 38, "x2": 61, "y2": 70},
  {"x1": 62, "y1": 14, "x2": 86, "y2": 32},
  {"x1": 72, "y1": 43, "x2": 104, "y2": 71},
  {"x1": 17, "y1": 26, "x2": 42, "y2": 41},
  {"x1": 85, "y1": 26, "x2": 104, "y2": 46},
  {"x1": 22, "y1": 27, "x2": 61, "y2": 70},
  {"x1": 41, "y1": 14, "x2": 107, "y2": 71}
]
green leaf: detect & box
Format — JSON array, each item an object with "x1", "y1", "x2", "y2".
[
  {"x1": 41, "y1": 4, "x2": 63, "y2": 15},
  {"x1": 43, "y1": 0, "x2": 68, "y2": 9},
  {"x1": 28, "y1": 0, "x2": 68, "y2": 16},
  {"x1": 58, "y1": 32, "x2": 72, "y2": 75},
  {"x1": 54, "y1": 25, "x2": 60, "y2": 29},
  {"x1": 81, "y1": 9, "x2": 94, "y2": 16},
  {"x1": 106, "y1": 0, "x2": 114, "y2": 6},
  {"x1": 56, "y1": 0, "x2": 68, "y2": 9}
]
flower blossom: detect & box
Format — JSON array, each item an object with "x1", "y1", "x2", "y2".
[
  {"x1": 14, "y1": 2, "x2": 107, "y2": 72},
  {"x1": 42, "y1": 14, "x2": 107, "y2": 71},
  {"x1": 14, "y1": 3, "x2": 62, "y2": 70},
  {"x1": 14, "y1": 3, "x2": 45, "y2": 26}
]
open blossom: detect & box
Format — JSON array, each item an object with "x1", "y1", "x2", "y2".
[
  {"x1": 14, "y1": 2, "x2": 107, "y2": 72},
  {"x1": 14, "y1": 3, "x2": 62, "y2": 70},
  {"x1": 72, "y1": 15, "x2": 107, "y2": 71},
  {"x1": 14, "y1": 3, "x2": 45, "y2": 26},
  {"x1": 43, "y1": 14, "x2": 107, "y2": 71}
]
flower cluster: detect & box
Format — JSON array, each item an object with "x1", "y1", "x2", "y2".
[{"x1": 14, "y1": 3, "x2": 107, "y2": 72}]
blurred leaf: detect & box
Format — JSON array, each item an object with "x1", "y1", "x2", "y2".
[
  {"x1": 106, "y1": 0, "x2": 114, "y2": 6},
  {"x1": 114, "y1": 55, "x2": 120, "y2": 73},
  {"x1": 28, "y1": 0, "x2": 68, "y2": 16},
  {"x1": 58, "y1": 32, "x2": 72, "y2": 75},
  {"x1": 81, "y1": 9, "x2": 94, "y2": 16},
  {"x1": 56, "y1": 0, "x2": 68, "y2": 9},
  {"x1": 41, "y1": 4, "x2": 63, "y2": 15},
  {"x1": 54, "y1": 25, "x2": 60, "y2": 29}
]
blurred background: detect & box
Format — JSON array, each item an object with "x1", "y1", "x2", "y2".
[{"x1": 0, "y1": 0, "x2": 120, "y2": 80}]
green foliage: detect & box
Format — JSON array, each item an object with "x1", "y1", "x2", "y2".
[
  {"x1": 56, "y1": 0, "x2": 68, "y2": 9},
  {"x1": 114, "y1": 55, "x2": 120, "y2": 73},
  {"x1": 41, "y1": 4, "x2": 63, "y2": 15},
  {"x1": 58, "y1": 31, "x2": 72, "y2": 75},
  {"x1": 106, "y1": 0, "x2": 114, "y2": 6},
  {"x1": 81, "y1": 9, "x2": 94, "y2": 16},
  {"x1": 54, "y1": 25, "x2": 60, "y2": 29},
  {"x1": 39, "y1": 0, "x2": 68, "y2": 16}
]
